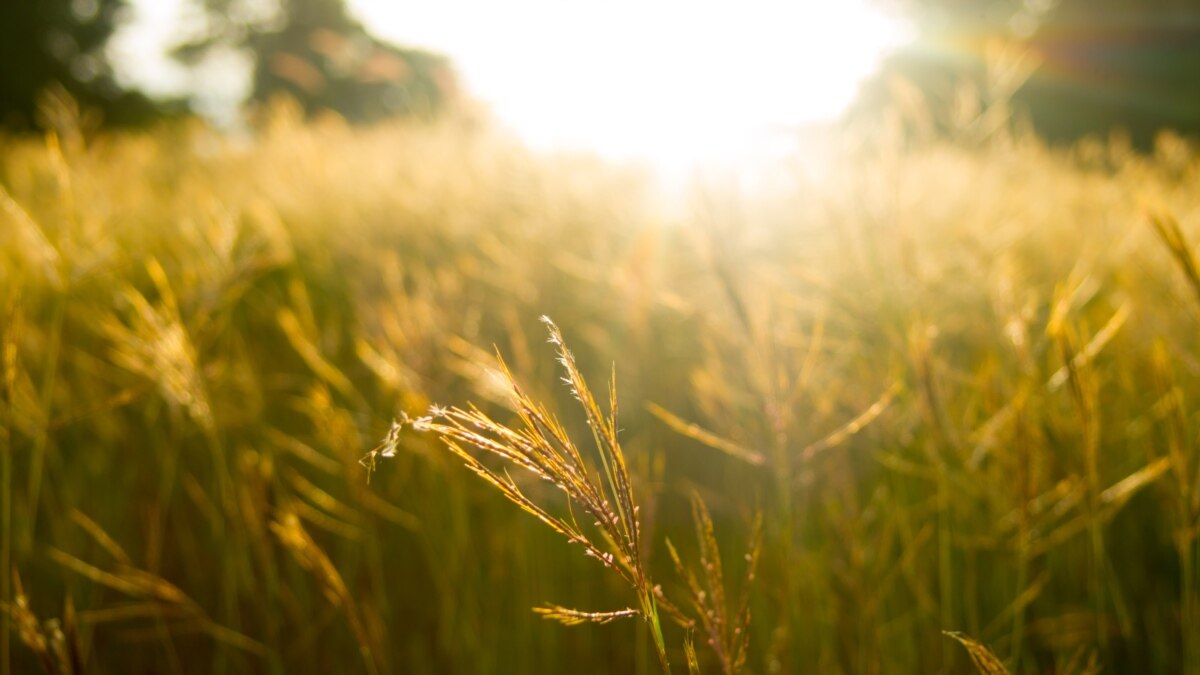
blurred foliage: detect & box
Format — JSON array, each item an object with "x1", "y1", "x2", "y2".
[
  {"x1": 0, "y1": 0, "x2": 188, "y2": 131},
  {"x1": 859, "y1": 0, "x2": 1200, "y2": 147},
  {"x1": 178, "y1": 0, "x2": 459, "y2": 122},
  {"x1": 2, "y1": 99, "x2": 1200, "y2": 673}
]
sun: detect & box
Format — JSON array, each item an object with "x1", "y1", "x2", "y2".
[
  {"x1": 352, "y1": 0, "x2": 911, "y2": 176},
  {"x1": 115, "y1": 0, "x2": 910, "y2": 179}
]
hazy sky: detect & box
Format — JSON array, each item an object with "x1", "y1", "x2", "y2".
[{"x1": 112, "y1": 1, "x2": 910, "y2": 171}]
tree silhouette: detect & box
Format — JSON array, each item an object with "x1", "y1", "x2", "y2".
[
  {"x1": 856, "y1": 0, "x2": 1200, "y2": 146},
  {"x1": 179, "y1": 0, "x2": 459, "y2": 123},
  {"x1": 0, "y1": 0, "x2": 184, "y2": 130}
]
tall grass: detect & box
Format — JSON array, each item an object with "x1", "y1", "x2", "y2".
[
  {"x1": 0, "y1": 98, "x2": 1199, "y2": 672},
  {"x1": 412, "y1": 318, "x2": 678, "y2": 671}
]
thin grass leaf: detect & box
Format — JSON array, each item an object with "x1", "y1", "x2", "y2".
[
  {"x1": 801, "y1": 382, "x2": 900, "y2": 460},
  {"x1": 1101, "y1": 457, "x2": 1171, "y2": 511},
  {"x1": 646, "y1": 402, "x2": 766, "y2": 466},
  {"x1": 685, "y1": 633, "x2": 702, "y2": 675},
  {"x1": 1148, "y1": 210, "x2": 1200, "y2": 309},
  {"x1": 944, "y1": 631, "x2": 1010, "y2": 675},
  {"x1": 1047, "y1": 303, "x2": 1131, "y2": 392},
  {"x1": 533, "y1": 605, "x2": 639, "y2": 626}
]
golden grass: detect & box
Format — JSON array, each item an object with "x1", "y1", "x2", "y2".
[
  {"x1": 411, "y1": 318, "x2": 677, "y2": 672},
  {"x1": 0, "y1": 100, "x2": 1199, "y2": 673}
]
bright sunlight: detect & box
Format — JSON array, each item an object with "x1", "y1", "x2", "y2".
[
  {"x1": 116, "y1": 0, "x2": 910, "y2": 174},
  {"x1": 352, "y1": 1, "x2": 910, "y2": 170}
]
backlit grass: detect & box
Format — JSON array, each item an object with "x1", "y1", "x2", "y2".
[{"x1": 1, "y1": 101, "x2": 1199, "y2": 673}]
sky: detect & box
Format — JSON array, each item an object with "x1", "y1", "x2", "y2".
[{"x1": 111, "y1": 1, "x2": 911, "y2": 174}]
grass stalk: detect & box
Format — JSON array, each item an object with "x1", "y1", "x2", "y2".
[
  {"x1": 26, "y1": 291, "x2": 65, "y2": 540},
  {"x1": 404, "y1": 317, "x2": 677, "y2": 674},
  {"x1": 1, "y1": 292, "x2": 20, "y2": 675},
  {"x1": 2, "y1": 388, "x2": 10, "y2": 675},
  {"x1": 1057, "y1": 325, "x2": 1108, "y2": 649},
  {"x1": 1148, "y1": 211, "x2": 1200, "y2": 673},
  {"x1": 1009, "y1": 485, "x2": 1029, "y2": 669},
  {"x1": 1183, "y1": 537, "x2": 1198, "y2": 674}
]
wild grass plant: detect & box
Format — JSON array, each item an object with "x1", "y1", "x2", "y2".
[{"x1": 0, "y1": 98, "x2": 1199, "y2": 673}]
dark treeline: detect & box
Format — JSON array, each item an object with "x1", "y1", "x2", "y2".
[
  {"x1": 1, "y1": 0, "x2": 1194, "y2": 145},
  {"x1": 177, "y1": 0, "x2": 459, "y2": 123},
  {"x1": 0, "y1": 0, "x2": 185, "y2": 130},
  {"x1": 0, "y1": 0, "x2": 458, "y2": 132},
  {"x1": 857, "y1": 0, "x2": 1200, "y2": 147}
]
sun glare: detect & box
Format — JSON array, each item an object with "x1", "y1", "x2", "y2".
[
  {"x1": 351, "y1": 1, "x2": 911, "y2": 175},
  {"x1": 116, "y1": 0, "x2": 910, "y2": 178}
]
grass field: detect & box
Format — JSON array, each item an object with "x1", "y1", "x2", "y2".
[{"x1": 2, "y1": 101, "x2": 1200, "y2": 674}]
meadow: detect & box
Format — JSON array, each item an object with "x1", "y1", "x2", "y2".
[{"x1": 2, "y1": 98, "x2": 1199, "y2": 674}]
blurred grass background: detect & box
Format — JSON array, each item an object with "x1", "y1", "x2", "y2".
[{"x1": 2, "y1": 97, "x2": 1200, "y2": 674}]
